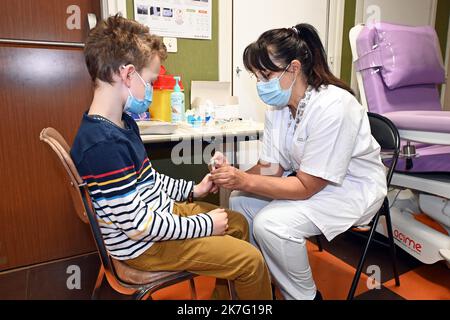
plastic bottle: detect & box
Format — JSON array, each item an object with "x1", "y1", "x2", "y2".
[
  {"x1": 149, "y1": 66, "x2": 185, "y2": 122},
  {"x1": 171, "y1": 76, "x2": 185, "y2": 123},
  {"x1": 149, "y1": 66, "x2": 174, "y2": 122}
]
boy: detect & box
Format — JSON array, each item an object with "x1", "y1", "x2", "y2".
[{"x1": 70, "y1": 15, "x2": 272, "y2": 300}]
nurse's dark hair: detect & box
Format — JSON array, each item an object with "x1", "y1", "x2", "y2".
[{"x1": 243, "y1": 23, "x2": 354, "y2": 95}]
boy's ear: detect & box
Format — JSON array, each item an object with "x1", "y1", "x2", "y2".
[{"x1": 119, "y1": 64, "x2": 136, "y2": 87}]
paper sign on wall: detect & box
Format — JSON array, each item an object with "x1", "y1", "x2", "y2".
[{"x1": 134, "y1": 0, "x2": 212, "y2": 40}]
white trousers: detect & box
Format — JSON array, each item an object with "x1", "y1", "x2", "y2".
[{"x1": 229, "y1": 191, "x2": 322, "y2": 300}]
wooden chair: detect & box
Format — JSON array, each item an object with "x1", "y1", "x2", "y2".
[{"x1": 40, "y1": 127, "x2": 236, "y2": 300}]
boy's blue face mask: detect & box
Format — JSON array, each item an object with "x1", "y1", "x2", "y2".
[
  {"x1": 256, "y1": 64, "x2": 296, "y2": 107},
  {"x1": 124, "y1": 70, "x2": 153, "y2": 115}
]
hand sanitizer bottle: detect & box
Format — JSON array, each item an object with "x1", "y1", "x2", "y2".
[{"x1": 171, "y1": 76, "x2": 185, "y2": 123}]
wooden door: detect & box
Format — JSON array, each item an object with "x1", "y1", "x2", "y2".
[{"x1": 0, "y1": 0, "x2": 101, "y2": 271}]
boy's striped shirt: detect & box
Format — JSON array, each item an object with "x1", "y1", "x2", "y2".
[{"x1": 71, "y1": 113, "x2": 213, "y2": 260}]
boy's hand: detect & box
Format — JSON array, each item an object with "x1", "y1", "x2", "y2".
[
  {"x1": 193, "y1": 174, "x2": 219, "y2": 199},
  {"x1": 207, "y1": 208, "x2": 228, "y2": 236},
  {"x1": 210, "y1": 165, "x2": 249, "y2": 191}
]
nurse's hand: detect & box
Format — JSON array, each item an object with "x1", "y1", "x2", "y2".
[
  {"x1": 210, "y1": 151, "x2": 230, "y2": 169},
  {"x1": 210, "y1": 166, "x2": 248, "y2": 191}
]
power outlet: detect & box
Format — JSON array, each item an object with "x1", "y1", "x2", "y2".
[{"x1": 163, "y1": 37, "x2": 178, "y2": 53}]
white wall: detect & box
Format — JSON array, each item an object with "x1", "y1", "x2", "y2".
[
  {"x1": 351, "y1": 0, "x2": 439, "y2": 96},
  {"x1": 356, "y1": 0, "x2": 437, "y2": 26},
  {"x1": 101, "y1": 0, "x2": 128, "y2": 19}
]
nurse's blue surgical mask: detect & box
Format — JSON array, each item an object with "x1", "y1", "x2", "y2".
[
  {"x1": 124, "y1": 69, "x2": 153, "y2": 115},
  {"x1": 256, "y1": 64, "x2": 296, "y2": 107}
]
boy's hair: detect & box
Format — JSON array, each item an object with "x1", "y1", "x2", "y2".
[{"x1": 84, "y1": 14, "x2": 167, "y2": 85}]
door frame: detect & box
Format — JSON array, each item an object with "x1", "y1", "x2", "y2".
[
  {"x1": 328, "y1": 0, "x2": 346, "y2": 78},
  {"x1": 101, "y1": 0, "x2": 128, "y2": 19},
  {"x1": 219, "y1": 0, "x2": 233, "y2": 83},
  {"x1": 443, "y1": 15, "x2": 450, "y2": 110}
]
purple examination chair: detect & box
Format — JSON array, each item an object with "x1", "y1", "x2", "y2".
[{"x1": 350, "y1": 22, "x2": 450, "y2": 266}]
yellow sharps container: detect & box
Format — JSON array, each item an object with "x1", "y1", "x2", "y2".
[{"x1": 150, "y1": 66, "x2": 184, "y2": 122}]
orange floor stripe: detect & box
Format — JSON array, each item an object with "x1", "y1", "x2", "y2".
[
  {"x1": 146, "y1": 242, "x2": 450, "y2": 300},
  {"x1": 384, "y1": 262, "x2": 450, "y2": 300},
  {"x1": 149, "y1": 242, "x2": 377, "y2": 300},
  {"x1": 307, "y1": 241, "x2": 373, "y2": 300},
  {"x1": 151, "y1": 276, "x2": 216, "y2": 300}
]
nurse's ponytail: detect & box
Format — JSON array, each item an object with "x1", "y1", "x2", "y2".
[
  {"x1": 243, "y1": 23, "x2": 354, "y2": 95},
  {"x1": 292, "y1": 24, "x2": 353, "y2": 95}
]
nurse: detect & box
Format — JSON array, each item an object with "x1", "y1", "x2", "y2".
[{"x1": 210, "y1": 24, "x2": 387, "y2": 300}]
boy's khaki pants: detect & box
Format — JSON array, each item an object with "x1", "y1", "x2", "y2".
[{"x1": 125, "y1": 201, "x2": 273, "y2": 300}]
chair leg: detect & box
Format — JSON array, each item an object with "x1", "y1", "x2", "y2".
[
  {"x1": 271, "y1": 283, "x2": 277, "y2": 300},
  {"x1": 383, "y1": 202, "x2": 400, "y2": 287},
  {"x1": 133, "y1": 287, "x2": 154, "y2": 300},
  {"x1": 347, "y1": 213, "x2": 381, "y2": 300},
  {"x1": 91, "y1": 266, "x2": 105, "y2": 300},
  {"x1": 134, "y1": 278, "x2": 198, "y2": 301},
  {"x1": 228, "y1": 280, "x2": 238, "y2": 300},
  {"x1": 189, "y1": 278, "x2": 197, "y2": 300},
  {"x1": 315, "y1": 235, "x2": 323, "y2": 252}
]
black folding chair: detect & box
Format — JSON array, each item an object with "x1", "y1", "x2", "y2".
[{"x1": 314, "y1": 112, "x2": 401, "y2": 300}]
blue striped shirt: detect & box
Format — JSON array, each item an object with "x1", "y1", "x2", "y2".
[{"x1": 71, "y1": 113, "x2": 213, "y2": 260}]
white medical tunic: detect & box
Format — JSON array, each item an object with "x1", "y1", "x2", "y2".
[{"x1": 260, "y1": 85, "x2": 387, "y2": 241}]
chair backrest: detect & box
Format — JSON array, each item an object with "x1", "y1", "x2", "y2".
[
  {"x1": 367, "y1": 113, "x2": 401, "y2": 186},
  {"x1": 41, "y1": 128, "x2": 198, "y2": 294},
  {"x1": 40, "y1": 128, "x2": 88, "y2": 223},
  {"x1": 350, "y1": 23, "x2": 444, "y2": 114},
  {"x1": 40, "y1": 128, "x2": 115, "y2": 278}
]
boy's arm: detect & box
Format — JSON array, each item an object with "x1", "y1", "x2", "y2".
[
  {"x1": 153, "y1": 171, "x2": 195, "y2": 202},
  {"x1": 80, "y1": 142, "x2": 213, "y2": 242}
]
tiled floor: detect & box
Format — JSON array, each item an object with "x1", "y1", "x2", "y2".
[
  {"x1": 142, "y1": 232, "x2": 450, "y2": 301},
  {"x1": 308, "y1": 235, "x2": 450, "y2": 300},
  {"x1": 3, "y1": 231, "x2": 447, "y2": 300}
]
